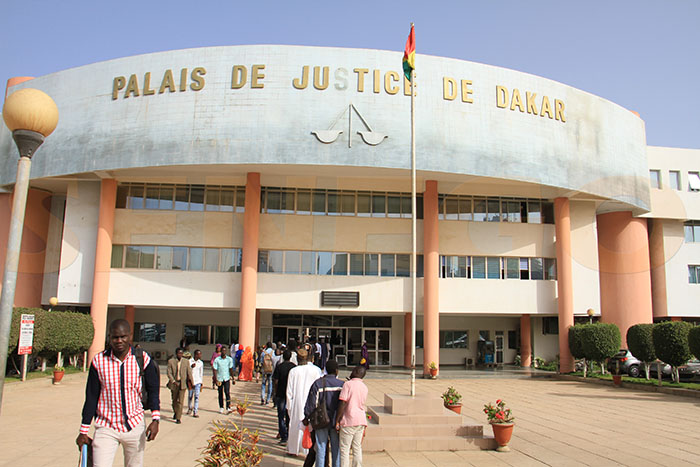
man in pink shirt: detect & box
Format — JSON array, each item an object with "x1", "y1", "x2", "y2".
[{"x1": 334, "y1": 366, "x2": 368, "y2": 467}]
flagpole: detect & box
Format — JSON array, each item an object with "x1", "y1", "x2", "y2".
[{"x1": 410, "y1": 23, "x2": 417, "y2": 398}]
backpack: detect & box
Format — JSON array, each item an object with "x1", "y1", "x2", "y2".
[
  {"x1": 134, "y1": 347, "x2": 159, "y2": 410},
  {"x1": 262, "y1": 351, "x2": 274, "y2": 373},
  {"x1": 309, "y1": 377, "x2": 331, "y2": 430}
]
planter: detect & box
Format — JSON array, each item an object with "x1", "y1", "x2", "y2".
[
  {"x1": 53, "y1": 370, "x2": 65, "y2": 384},
  {"x1": 445, "y1": 403, "x2": 462, "y2": 414},
  {"x1": 612, "y1": 375, "x2": 622, "y2": 386},
  {"x1": 429, "y1": 368, "x2": 437, "y2": 378},
  {"x1": 491, "y1": 422, "x2": 514, "y2": 452}
]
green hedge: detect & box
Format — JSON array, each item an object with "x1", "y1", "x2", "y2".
[
  {"x1": 689, "y1": 327, "x2": 700, "y2": 360},
  {"x1": 653, "y1": 321, "x2": 692, "y2": 367},
  {"x1": 8, "y1": 307, "x2": 93, "y2": 356},
  {"x1": 581, "y1": 323, "x2": 621, "y2": 363},
  {"x1": 568, "y1": 324, "x2": 587, "y2": 360},
  {"x1": 627, "y1": 323, "x2": 656, "y2": 362}
]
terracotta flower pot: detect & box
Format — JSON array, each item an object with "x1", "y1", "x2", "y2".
[
  {"x1": 445, "y1": 403, "x2": 462, "y2": 414},
  {"x1": 491, "y1": 422, "x2": 514, "y2": 452},
  {"x1": 53, "y1": 370, "x2": 65, "y2": 384},
  {"x1": 429, "y1": 368, "x2": 437, "y2": 378},
  {"x1": 612, "y1": 375, "x2": 622, "y2": 386}
]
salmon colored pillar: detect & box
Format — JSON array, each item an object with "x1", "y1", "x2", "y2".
[
  {"x1": 124, "y1": 305, "x2": 135, "y2": 337},
  {"x1": 520, "y1": 314, "x2": 532, "y2": 367},
  {"x1": 555, "y1": 198, "x2": 574, "y2": 373},
  {"x1": 404, "y1": 312, "x2": 411, "y2": 368},
  {"x1": 423, "y1": 181, "x2": 439, "y2": 376},
  {"x1": 87, "y1": 179, "x2": 117, "y2": 364},
  {"x1": 648, "y1": 219, "x2": 668, "y2": 319},
  {"x1": 597, "y1": 211, "x2": 653, "y2": 347},
  {"x1": 239, "y1": 173, "x2": 261, "y2": 350}
]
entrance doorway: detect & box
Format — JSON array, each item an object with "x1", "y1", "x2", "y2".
[{"x1": 363, "y1": 328, "x2": 391, "y2": 366}]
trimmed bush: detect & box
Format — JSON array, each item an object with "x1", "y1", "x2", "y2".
[
  {"x1": 689, "y1": 326, "x2": 700, "y2": 360},
  {"x1": 568, "y1": 325, "x2": 587, "y2": 360},
  {"x1": 653, "y1": 321, "x2": 692, "y2": 370},
  {"x1": 581, "y1": 323, "x2": 621, "y2": 373},
  {"x1": 627, "y1": 323, "x2": 657, "y2": 379}
]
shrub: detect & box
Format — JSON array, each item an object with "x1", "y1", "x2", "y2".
[
  {"x1": 688, "y1": 326, "x2": 700, "y2": 360},
  {"x1": 627, "y1": 323, "x2": 656, "y2": 380},
  {"x1": 568, "y1": 325, "x2": 586, "y2": 360},
  {"x1": 581, "y1": 323, "x2": 621, "y2": 374},
  {"x1": 653, "y1": 321, "x2": 692, "y2": 382}
]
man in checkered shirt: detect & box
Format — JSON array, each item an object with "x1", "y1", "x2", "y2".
[{"x1": 76, "y1": 319, "x2": 161, "y2": 466}]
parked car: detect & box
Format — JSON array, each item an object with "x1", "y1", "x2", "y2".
[
  {"x1": 607, "y1": 349, "x2": 642, "y2": 377},
  {"x1": 647, "y1": 359, "x2": 700, "y2": 381}
]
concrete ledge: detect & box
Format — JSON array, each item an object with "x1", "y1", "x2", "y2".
[{"x1": 556, "y1": 374, "x2": 700, "y2": 399}]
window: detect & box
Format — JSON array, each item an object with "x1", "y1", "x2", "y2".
[
  {"x1": 684, "y1": 221, "x2": 700, "y2": 242},
  {"x1": 204, "y1": 248, "x2": 220, "y2": 271},
  {"x1": 220, "y1": 249, "x2": 240, "y2": 272},
  {"x1": 649, "y1": 170, "x2": 661, "y2": 189},
  {"x1": 111, "y1": 245, "x2": 124, "y2": 268},
  {"x1": 184, "y1": 325, "x2": 212, "y2": 346},
  {"x1": 350, "y1": 254, "x2": 364, "y2": 275},
  {"x1": 215, "y1": 326, "x2": 239, "y2": 346},
  {"x1": 440, "y1": 330, "x2": 468, "y2": 348},
  {"x1": 542, "y1": 317, "x2": 558, "y2": 335},
  {"x1": 135, "y1": 322, "x2": 166, "y2": 343},
  {"x1": 545, "y1": 258, "x2": 557, "y2": 280},
  {"x1": 689, "y1": 265, "x2": 700, "y2": 284},
  {"x1": 530, "y1": 258, "x2": 544, "y2": 280},
  {"x1": 519, "y1": 258, "x2": 530, "y2": 280},
  {"x1": 172, "y1": 247, "x2": 187, "y2": 270},
  {"x1": 472, "y1": 257, "x2": 486, "y2": 279},
  {"x1": 156, "y1": 246, "x2": 173, "y2": 270},
  {"x1": 486, "y1": 257, "x2": 500, "y2": 279},
  {"x1": 317, "y1": 251, "x2": 333, "y2": 275},
  {"x1": 300, "y1": 251, "x2": 315, "y2": 274},
  {"x1": 396, "y1": 254, "x2": 410, "y2": 277},
  {"x1": 332, "y1": 253, "x2": 348, "y2": 275},
  {"x1": 670, "y1": 171, "x2": 681, "y2": 190},
  {"x1": 189, "y1": 248, "x2": 203, "y2": 270},
  {"x1": 380, "y1": 254, "x2": 395, "y2": 276},
  {"x1": 689, "y1": 172, "x2": 700, "y2": 191},
  {"x1": 284, "y1": 250, "x2": 301, "y2": 274},
  {"x1": 268, "y1": 250, "x2": 283, "y2": 273},
  {"x1": 505, "y1": 257, "x2": 519, "y2": 279},
  {"x1": 125, "y1": 246, "x2": 140, "y2": 268},
  {"x1": 508, "y1": 330, "x2": 517, "y2": 349}
]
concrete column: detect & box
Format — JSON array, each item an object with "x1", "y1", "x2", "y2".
[
  {"x1": 520, "y1": 314, "x2": 532, "y2": 367},
  {"x1": 554, "y1": 198, "x2": 574, "y2": 373},
  {"x1": 423, "y1": 181, "x2": 439, "y2": 376},
  {"x1": 239, "y1": 173, "x2": 261, "y2": 349},
  {"x1": 124, "y1": 305, "x2": 135, "y2": 337},
  {"x1": 597, "y1": 211, "x2": 653, "y2": 347},
  {"x1": 404, "y1": 312, "x2": 411, "y2": 368},
  {"x1": 648, "y1": 219, "x2": 668, "y2": 319},
  {"x1": 87, "y1": 179, "x2": 117, "y2": 364}
]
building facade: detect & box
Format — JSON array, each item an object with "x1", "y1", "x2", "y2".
[{"x1": 1, "y1": 45, "x2": 696, "y2": 374}]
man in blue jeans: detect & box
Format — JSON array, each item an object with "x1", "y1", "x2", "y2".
[
  {"x1": 304, "y1": 360, "x2": 344, "y2": 467},
  {"x1": 272, "y1": 349, "x2": 296, "y2": 443},
  {"x1": 260, "y1": 342, "x2": 275, "y2": 405}
]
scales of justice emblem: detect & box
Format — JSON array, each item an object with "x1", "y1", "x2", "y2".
[{"x1": 312, "y1": 104, "x2": 388, "y2": 147}]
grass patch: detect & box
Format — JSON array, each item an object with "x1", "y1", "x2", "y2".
[
  {"x1": 567, "y1": 371, "x2": 700, "y2": 390},
  {"x1": 5, "y1": 366, "x2": 84, "y2": 383}
]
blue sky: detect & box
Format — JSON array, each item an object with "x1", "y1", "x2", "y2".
[{"x1": 1, "y1": 0, "x2": 698, "y2": 148}]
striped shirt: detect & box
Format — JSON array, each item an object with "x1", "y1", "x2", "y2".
[{"x1": 80, "y1": 347, "x2": 161, "y2": 434}]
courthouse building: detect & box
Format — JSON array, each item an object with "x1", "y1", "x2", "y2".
[{"x1": 1, "y1": 45, "x2": 698, "y2": 374}]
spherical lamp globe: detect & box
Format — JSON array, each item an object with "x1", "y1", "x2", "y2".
[
  {"x1": 2, "y1": 88, "x2": 59, "y2": 137},
  {"x1": 49, "y1": 297, "x2": 59, "y2": 307}
]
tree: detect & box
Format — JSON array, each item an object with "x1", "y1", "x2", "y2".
[
  {"x1": 581, "y1": 323, "x2": 621, "y2": 374},
  {"x1": 653, "y1": 321, "x2": 693, "y2": 382},
  {"x1": 627, "y1": 324, "x2": 656, "y2": 380},
  {"x1": 688, "y1": 326, "x2": 700, "y2": 360},
  {"x1": 568, "y1": 324, "x2": 588, "y2": 377}
]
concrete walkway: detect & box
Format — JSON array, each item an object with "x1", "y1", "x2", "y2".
[{"x1": 1, "y1": 368, "x2": 700, "y2": 466}]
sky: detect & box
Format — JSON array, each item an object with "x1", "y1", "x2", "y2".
[{"x1": 1, "y1": 0, "x2": 698, "y2": 149}]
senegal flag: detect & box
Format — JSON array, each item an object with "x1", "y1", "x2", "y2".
[{"x1": 403, "y1": 24, "x2": 415, "y2": 81}]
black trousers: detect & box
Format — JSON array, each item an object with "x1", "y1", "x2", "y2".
[{"x1": 217, "y1": 380, "x2": 231, "y2": 409}]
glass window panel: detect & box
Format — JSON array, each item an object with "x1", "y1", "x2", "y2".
[
  {"x1": 458, "y1": 198, "x2": 472, "y2": 220},
  {"x1": 111, "y1": 245, "x2": 124, "y2": 268},
  {"x1": 487, "y1": 257, "x2": 500, "y2": 279},
  {"x1": 457, "y1": 256, "x2": 467, "y2": 278},
  {"x1": 694, "y1": 225, "x2": 700, "y2": 243},
  {"x1": 235, "y1": 188, "x2": 245, "y2": 211},
  {"x1": 472, "y1": 256, "x2": 486, "y2": 279},
  {"x1": 175, "y1": 186, "x2": 189, "y2": 210},
  {"x1": 396, "y1": 254, "x2": 410, "y2": 277},
  {"x1": 219, "y1": 190, "x2": 234, "y2": 212},
  {"x1": 334, "y1": 315, "x2": 362, "y2": 327},
  {"x1": 437, "y1": 195, "x2": 445, "y2": 219},
  {"x1": 333, "y1": 253, "x2": 348, "y2": 275},
  {"x1": 300, "y1": 251, "x2": 314, "y2": 274},
  {"x1": 690, "y1": 266, "x2": 698, "y2": 284},
  {"x1": 400, "y1": 195, "x2": 412, "y2": 218},
  {"x1": 670, "y1": 171, "x2": 681, "y2": 190},
  {"x1": 454, "y1": 331, "x2": 468, "y2": 348},
  {"x1": 440, "y1": 331, "x2": 449, "y2": 348},
  {"x1": 509, "y1": 201, "x2": 521, "y2": 222},
  {"x1": 296, "y1": 190, "x2": 311, "y2": 214},
  {"x1": 685, "y1": 225, "x2": 694, "y2": 242},
  {"x1": 220, "y1": 248, "x2": 235, "y2": 272},
  {"x1": 340, "y1": 193, "x2": 355, "y2": 215},
  {"x1": 439, "y1": 256, "x2": 448, "y2": 278},
  {"x1": 506, "y1": 257, "x2": 519, "y2": 279},
  {"x1": 205, "y1": 188, "x2": 220, "y2": 211},
  {"x1": 189, "y1": 186, "x2": 205, "y2": 211},
  {"x1": 312, "y1": 190, "x2": 326, "y2": 214},
  {"x1": 204, "y1": 248, "x2": 219, "y2": 271},
  {"x1": 273, "y1": 314, "x2": 303, "y2": 326},
  {"x1": 158, "y1": 186, "x2": 174, "y2": 210},
  {"x1": 545, "y1": 258, "x2": 557, "y2": 280},
  {"x1": 527, "y1": 201, "x2": 542, "y2": 224},
  {"x1": 416, "y1": 195, "x2": 424, "y2": 220},
  {"x1": 139, "y1": 246, "x2": 155, "y2": 269},
  {"x1": 531, "y1": 258, "x2": 544, "y2": 280},
  {"x1": 116, "y1": 185, "x2": 128, "y2": 209},
  {"x1": 447, "y1": 255, "x2": 458, "y2": 278},
  {"x1": 387, "y1": 195, "x2": 401, "y2": 218},
  {"x1": 357, "y1": 192, "x2": 371, "y2": 216},
  {"x1": 327, "y1": 191, "x2": 340, "y2": 215},
  {"x1": 136, "y1": 323, "x2": 166, "y2": 343},
  {"x1": 479, "y1": 330, "x2": 490, "y2": 341},
  {"x1": 365, "y1": 254, "x2": 379, "y2": 276},
  {"x1": 284, "y1": 251, "x2": 301, "y2": 274},
  {"x1": 128, "y1": 185, "x2": 144, "y2": 209},
  {"x1": 125, "y1": 246, "x2": 140, "y2": 268},
  {"x1": 542, "y1": 202, "x2": 555, "y2": 224},
  {"x1": 417, "y1": 254, "x2": 424, "y2": 278},
  {"x1": 257, "y1": 250, "x2": 269, "y2": 273},
  {"x1": 266, "y1": 189, "x2": 281, "y2": 213},
  {"x1": 445, "y1": 197, "x2": 458, "y2": 220},
  {"x1": 372, "y1": 193, "x2": 386, "y2": 217},
  {"x1": 473, "y1": 198, "x2": 486, "y2": 222},
  {"x1": 487, "y1": 199, "x2": 500, "y2": 222},
  {"x1": 281, "y1": 190, "x2": 295, "y2": 214},
  {"x1": 649, "y1": 170, "x2": 660, "y2": 189},
  {"x1": 268, "y1": 250, "x2": 283, "y2": 273},
  {"x1": 303, "y1": 315, "x2": 333, "y2": 327},
  {"x1": 350, "y1": 254, "x2": 364, "y2": 275},
  {"x1": 156, "y1": 246, "x2": 173, "y2": 270},
  {"x1": 317, "y1": 251, "x2": 333, "y2": 275},
  {"x1": 215, "y1": 326, "x2": 231, "y2": 346},
  {"x1": 380, "y1": 254, "x2": 395, "y2": 276},
  {"x1": 172, "y1": 247, "x2": 187, "y2": 270},
  {"x1": 520, "y1": 257, "x2": 530, "y2": 280},
  {"x1": 363, "y1": 316, "x2": 392, "y2": 327},
  {"x1": 144, "y1": 186, "x2": 159, "y2": 209},
  {"x1": 189, "y1": 248, "x2": 204, "y2": 271}
]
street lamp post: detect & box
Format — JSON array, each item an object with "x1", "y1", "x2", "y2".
[
  {"x1": 0, "y1": 88, "x2": 58, "y2": 414},
  {"x1": 587, "y1": 308, "x2": 595, "y2": 325}
]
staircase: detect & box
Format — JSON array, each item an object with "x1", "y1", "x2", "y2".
[{"x1": 363, "y1": 394, "x2": 497, "y2": 452}]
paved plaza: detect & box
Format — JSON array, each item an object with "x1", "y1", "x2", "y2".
[{"x1": 1, "y1": 368, "x2": 700, "y2": 466}]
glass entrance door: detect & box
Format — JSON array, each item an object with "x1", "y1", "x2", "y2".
[
  {"x1": 363, "y1": 328, "x2": 391, "y2": 366},
  {"x1": 495, "y1": 331, "x2": 504, "y2": 364}
]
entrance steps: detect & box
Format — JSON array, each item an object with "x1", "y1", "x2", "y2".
[{"x1": 363, "y1": 394, "x2": 497, "y2": 452}]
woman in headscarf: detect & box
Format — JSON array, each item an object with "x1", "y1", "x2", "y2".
[
  {"x1": 239, "y1": 346, "x2": 254, "y2": 381},
  {"x1": 361, "y1": 341, "x2": 370, "y2": 370},
  {"x1": 210, "y1": 344, "x2": 222, "y2": 389}
]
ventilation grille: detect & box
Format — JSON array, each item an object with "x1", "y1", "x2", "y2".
[{"x1": 321, "y1": 291, "x2": 360, "y2": 307}]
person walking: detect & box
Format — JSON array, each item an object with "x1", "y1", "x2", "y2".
[
  {"x1": 167, "y1": 347, "x2": 193, "y2": 424},
  {"x1": 187, "y1": 349, "x2": 204, "y2": 418},
  {"x1": 210, "y1": 344, "x2": 222, "y2": 389},
  {"x1": 260, "y1": 342, "x2": 275, "y2": 405},
  {"x1": 272, "y1": 349, "x2": 296, "y2": 443},
  {"x1": 335, "y1": 366, "x2": 369, "y2": 467},
  {"x1": 239, "y1": 346, "x2": 254, "y2": 381},
  {"x1": 360, "y1": 342, "x2": 370, "y2": 370},
  {"x1": 305, "y1": 360, "x2": 344, "y2": 467},
  {"x1": 213, "y1": 345, "x2": 235, "y2": 414},
  {"x1": 286, "y1": 348, "x2": 322, "y2": 456},
  {"x1": 76, "y1": 319, "x2": 160, "y2": 466}
]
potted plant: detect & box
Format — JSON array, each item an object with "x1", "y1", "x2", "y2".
[
  {"x1": 53, "y1": 364, "x2": 65, "y2": 384},
  {"x1": 428, "y1": 361, "x2": 438, "y2": 378},
  {"x1": 441, "y1": 386, "x2": 463, "y2": 414},
  {"x1": 484, "y1": 399, "x2": 515, "y2": 452}
]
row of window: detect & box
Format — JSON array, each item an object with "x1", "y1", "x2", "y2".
[
  {"x1": 272, "y1": 314, "x2": 392, "y2": 328},
  {"x1": 259, "y1": 250, "x2": 421, "y2": 277},
  {"x1": 649, "y1": 170, "x2": 700, "y2": 191},
  {"x1": 184, "y1": 325, "x2": 239, "y2": 346},
  {"x1": 414, "y1": 330, "x2": 519, "y2": 349},
  {"x1": 440, "y1": 255, "x2": 557, "y2": 280},
  {"x1": 116, "y1": 184, "x2": 247, "y2": 212},
  {"x1": 111, "y1": 245, "x2": 242, "y2": 271},
  {"x1": 437, "y1": 195, "x2": 554, "y2": 224}
]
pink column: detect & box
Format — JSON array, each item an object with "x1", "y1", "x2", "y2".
[
  {"x1": 520, "y1": 314, "x2": 532, "y2": 367},
  {"x1": 554, "y1": 198, "x2": 574, "y2": 373},
  {"x1": 239, "y1": 173, "x2": 261, "y2": 350},
  {"x1": 423, "y1": 181, "x2": 439, "y2": 376},
  {"x1": 597, "y1": 211, "x2": 653, "y2": 347},
  {"x1": 124, "y1": 305, "x2": 135, "y2": 337},
  {"x1": 648, "y1": 219, "x2": 668, "y2": 319},
  {"x1": 88, "y1": 179, "x2": 117, "y2": 364}
]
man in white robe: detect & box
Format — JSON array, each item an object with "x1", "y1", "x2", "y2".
[{"x1": 286, "y1": 348, "x2": 322, "y2": 456}]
